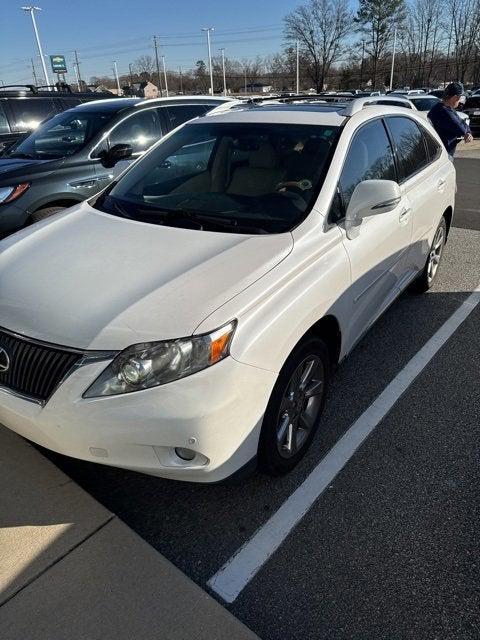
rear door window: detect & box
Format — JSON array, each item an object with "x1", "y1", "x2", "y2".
[
  {"x1": 0, "y1": 102, "x2": 10, "y2": 134},
  {"x1": 8, "y1": 98, "x2": 59, "y2": 131},
  {"x1": 163, "y1": 105, "x2": 209, "y2": 130},
  {"x1": 386, "y1": 116, "x2": 429, "y2": 182}
]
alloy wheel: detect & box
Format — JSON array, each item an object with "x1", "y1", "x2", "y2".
[
  {"x1": 276, "y1": 356, "x2": 324, "y2": 459},
  {"x1": 427, "y1": 226, "x2": 445, "y2": 284}
]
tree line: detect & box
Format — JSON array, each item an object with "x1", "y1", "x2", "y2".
[{"x1": 90, "y1": 0, "x2": 480, "y2": 93}]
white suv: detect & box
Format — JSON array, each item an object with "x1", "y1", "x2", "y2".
[{"x1": 0, "y1": 99, "x2": 455, "y2": 482}]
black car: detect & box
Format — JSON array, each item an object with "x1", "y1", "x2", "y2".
[
  {"x1": 462, "y1": 96, "x2": 480, "y2": 136},
  {"x1": 0, "y1": 85, "x2": 114, "y2": 152},
  {"x1": 0, "y1": 96, "x2": 231, "y2": 234}
]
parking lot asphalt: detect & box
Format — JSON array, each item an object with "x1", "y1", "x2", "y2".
[{"x1": 43, "y1": 157, "x2": 480, "y2": 640}]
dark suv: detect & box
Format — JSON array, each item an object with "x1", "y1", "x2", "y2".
[
  {"x1": 462, "y1": 96, "x2": 480, "y2": 136},
  {"x1": 0, "y1": 85, "x2": 114, "y2": 152},
  {"x1": 0, "y1": 96, "x2": 231, "y2": 234}
]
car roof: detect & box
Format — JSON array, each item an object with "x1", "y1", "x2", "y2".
[
  {"x1": 73, "y1": 95, "x2": 233, "y2": 113},
  {"x1": 193, "y1": 103, "x2": 347, "y2": 126}
]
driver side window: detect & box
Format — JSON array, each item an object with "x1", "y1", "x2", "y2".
[{"x1": 329, "y1": 119, "x2": 396, "y2": 224}]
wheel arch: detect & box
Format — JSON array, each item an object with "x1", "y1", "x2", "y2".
[
  {"x1": 303, "y1": 314, "x2": 342, "y2": 370},
  {"x1": 443, "y1": 205, "x2": 453, "y2": 239},
  {"x1": 33, "y1": 198, "x2": 82, "y2": 213}
]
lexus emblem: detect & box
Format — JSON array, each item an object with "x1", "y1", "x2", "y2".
[{"x1": 0, "y1": 347, "x2": 10, "y2": 373}]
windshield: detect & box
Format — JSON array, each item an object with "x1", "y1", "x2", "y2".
[
  {"x1": 5, "y1": 109, "x2": 112, "y2": 159},
  {"x1": 411, "y1": 97, "x2": 439, "y2": 111},
  {"x1": 94, "y1": 121, "x2": 339, "y2": 234}
]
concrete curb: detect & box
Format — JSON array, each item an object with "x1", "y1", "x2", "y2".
[{"x1": 0, "y1": 426, "x2": 259, "y2": 640}]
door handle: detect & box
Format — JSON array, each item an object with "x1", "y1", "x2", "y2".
[
  {"x1": 437, "y1": 178, "x2": 446, "y2": 190},
  {"x1": 399, "y1": 207, "x2": 411, "y2": 223}
]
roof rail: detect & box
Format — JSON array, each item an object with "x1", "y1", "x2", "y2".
[
  {"x1": 0, "y1": 84, "x2": 38, "y2": 93},
  {"x1": 342, "y1": 95, "x2": 411, "y2": 116}
]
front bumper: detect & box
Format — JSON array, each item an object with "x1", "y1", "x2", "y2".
[
  {"x1": 0, "y1": 356, "x2": 277, "y2": 483},
  {"x1": 0, "y1": 200, "x2": 30, "y2": 233}
]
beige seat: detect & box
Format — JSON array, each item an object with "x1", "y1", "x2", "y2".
[{"x1": 227, "y1": 143, "x2": 284, "y2": 196}]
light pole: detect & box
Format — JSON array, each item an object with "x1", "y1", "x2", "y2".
[
  {"x1": 129, "y1": 63, "x2": 134, "y2": 91},
  {"x1": 179, "y1": 66, "x2": 183, "y2": 94},
  {"x1": 219, "y1": 47, "x2": 226, "y2": 96},
  {"x1": 153, "y1": 35, "x2": 163, "y2": 95},
  {"x1": 244, "y1": 67, "x2": 247, "y2": 94},
  {"x1": 21, "y1": 6, "x2": 52, "y2": 88},
  {"x1": 113, "y1": 60, "x2": 121, "y2": 95},
  {"x1": 162, "y1": 54, "x2": 169, "y2": 97},
  {"x1": 359, "y1": 39, "x2": 365, "y2": 88},
  {"x1": 389, "y1": 27, "x2": 397, "y2": 91},
  {"x1": 73, "y1": 50, "x2": 82, "y2": 91},
  {"x1": 296, "y1": 40, "x2": 300, "y2": 94},
  {"x1": 202, "y1": 27, "x2": 214, "y2": 95}
]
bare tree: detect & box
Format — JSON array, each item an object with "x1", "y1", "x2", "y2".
[
  {"x1": 284, "y1": 0, "x2": 352, "y2": 91},
  {"x1": 447, "y1": 0, "x2": 479, "y2": 82},
  {"x1": 134, "y1": 55, "x2": 155, "y2": 80},
  {"x1": 355, "y1": 0, "x2": 407, "y2": 89}
]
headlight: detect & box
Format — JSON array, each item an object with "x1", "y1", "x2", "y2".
[
  {"x1": 83, "y1": 321, "x2": 236, "y2": 398},
  {"x1": 0, "y1": 183, "x2": 30, "y2": 205}
]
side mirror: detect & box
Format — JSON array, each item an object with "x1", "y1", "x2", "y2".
[
  {"x1": 345, "y1": 179, "x2": 401, "y2": 240},
  {"x1": 98, "y1": 143, "x2": 133, "y2": 168}
]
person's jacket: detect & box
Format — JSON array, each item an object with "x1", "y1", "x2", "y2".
[{"x1": 428, "y1": 102, "x2": 470, "y2": 156}]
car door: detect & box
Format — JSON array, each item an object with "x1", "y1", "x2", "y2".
[
  {"x1": 329, "y1": 118, "x2": 413, "y2": 349},
  {"x1": 104, "y1": 107, "x2": 162, "y2": 178},
  {"x1": 384, "y1": 115, "x2": 449, "y2": 275}
]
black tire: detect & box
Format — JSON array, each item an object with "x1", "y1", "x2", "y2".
[
  {"x1": 410, "y1": 217, "x2": 447, "y2": 293},
  {"x1": 30, "y1": 206, "x2": 65, "y2": 224},
  {"x1": 258, "y1": 336, "x2": 330, "y2": 476}
]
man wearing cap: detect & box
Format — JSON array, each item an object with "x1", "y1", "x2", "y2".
[{"x1": 428, "y1": 82, "x2": 473, "y2": 159}]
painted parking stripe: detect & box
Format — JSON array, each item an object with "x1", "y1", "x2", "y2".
[{"x1": 208, "y1": 285, "x2": 480, "y2": 603}]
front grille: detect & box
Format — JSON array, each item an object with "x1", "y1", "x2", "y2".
[{"x1": 0, "y1": 329, "x2": 83, "y2": 402}]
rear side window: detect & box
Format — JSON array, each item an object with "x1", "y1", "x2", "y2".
[
  {"x1": 164, "y1": 105, "x2": 209, "y2": 130},
  {"x1": 0, "y1": 102, "x2": 10, "y2": 134},
  {"x1": 59, "y1": 98, "x2": 82, "y2": 110},
  {"x1": 386, "y1": 116, "x2": 429, "y2": 181},
  {"x1": 421, "y1": 127, "x2": 441, "y2": 161},
  {"x1": 464, "y1": 97, "x2": 480, "y2": 109},
  {"x1": 332, "y1": 119, "x2": 396, "y2": 222},
  {"x1": 8, "y1": 98, "x2": 59, "y2": 132}
]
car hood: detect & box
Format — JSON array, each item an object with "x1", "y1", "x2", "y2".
[{"x1": 0, "y1": 202, "x2": 293, "y2": 350}]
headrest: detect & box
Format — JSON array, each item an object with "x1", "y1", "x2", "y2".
[{"x1": 249, "y1": 143, "x2": 279, "y2": 169}]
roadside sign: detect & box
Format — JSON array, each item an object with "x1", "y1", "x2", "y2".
[{"x1": 50, "y1": 55, "x2": 67, "y2": 74}]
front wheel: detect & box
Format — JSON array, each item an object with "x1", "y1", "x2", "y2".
[
  {"x1": 30, "y1": 206, "x2": 66, "y2": 224},
  {"x1": 258, "y1": 336, "x2": 330, "y2": 476},
  {"x1": 410, "y1": 217, "x2": 447, "y2": 293}
]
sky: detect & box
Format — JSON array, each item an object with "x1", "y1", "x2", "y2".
[{"x1": 0, "y1": 0, "x2": 302, "y2": 86}]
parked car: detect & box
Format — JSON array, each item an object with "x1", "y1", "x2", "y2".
[
  {"x1": 0, "y1": 85, "x2": 113, "y2": 152},
  {"x1": 429, "y1": 88, "x2": 467, "y2": 105},
  {"x1": 388, "y1": 89, "x2": 425, "y2": 96},
  {"x1": 461, "y1": 96, "x2": 480, "y2": 136},
  {"x1": 0, "y1": 95, "x2": 232, "y2": 234},
  {"x1": 0, "y1": 99, "x2": 455, "y2": 482},
  {"x1": 409, "y1": 95, "x2": 470, "y2": 128}
]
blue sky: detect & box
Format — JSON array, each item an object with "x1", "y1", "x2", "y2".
[{"x1": 0, "y1": 0, "x2": 302, "y2": 85}]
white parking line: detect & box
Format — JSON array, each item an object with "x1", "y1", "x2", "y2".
[{"x1": 208, "y1": 286, "x2": 480, "y2": 603}]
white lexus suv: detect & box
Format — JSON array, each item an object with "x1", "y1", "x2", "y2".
[{"x1": 0, "y1": 98, "x2": 455, "y2": 482}]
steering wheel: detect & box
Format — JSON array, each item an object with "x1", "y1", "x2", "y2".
[{"x1": 275, "y1": 179, "x2": 313, "y2": 199}]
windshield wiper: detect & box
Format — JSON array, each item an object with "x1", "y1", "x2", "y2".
[{"x1": 139, "y1": 206, "x2": 268, "y2": 233}]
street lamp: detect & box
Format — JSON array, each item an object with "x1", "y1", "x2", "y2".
[
  {"x1": 21, "y1": 6, "x2": 52, "y2": 88},
  {"x1": 219, "y1": 47, "x2": 226, "y2": 96},
  {"x1": 389, "y1": 27, "x2": 397, "y2": 91},
  {"x1": 162, "y1": 54, "x2": 169, "y2": 97},
  {"x1": 201, "y1": 27, "x2": 214, "y2": 95},
  {"x1": 113, "y1": 60, "x2": 122, "y2": 95}
]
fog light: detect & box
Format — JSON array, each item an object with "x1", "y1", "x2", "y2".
[{"x1": 175, "y1": 447, "x2": 196, "y2": 461}]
